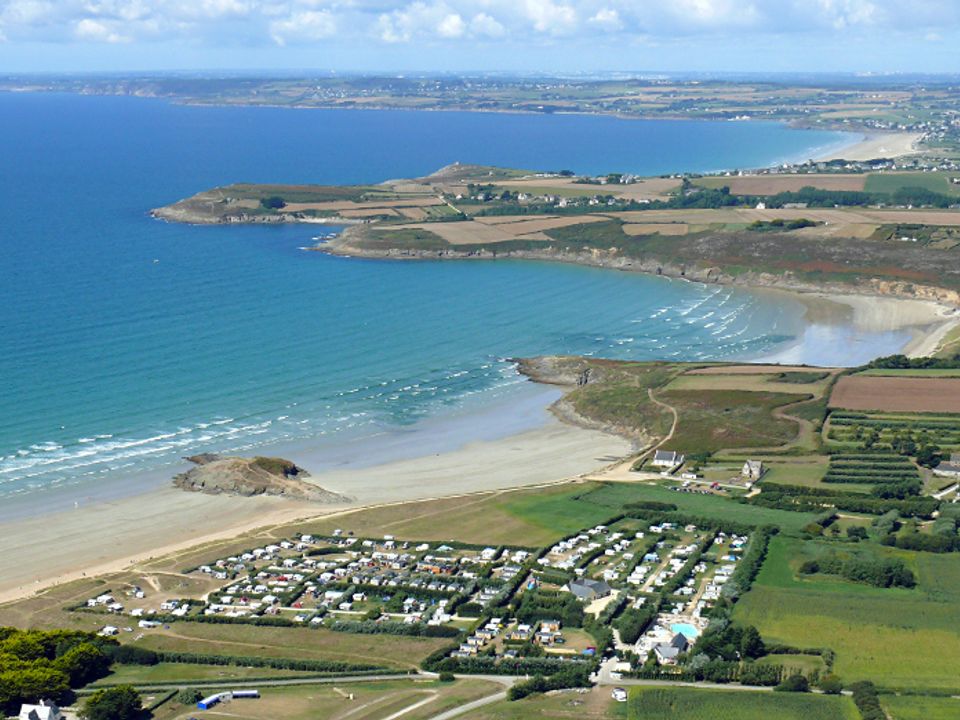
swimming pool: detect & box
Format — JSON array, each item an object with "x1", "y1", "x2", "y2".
[{"x1": 670, "y1": 623, "x2": 700, "y2": 639}]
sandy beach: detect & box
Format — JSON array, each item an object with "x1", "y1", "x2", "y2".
[
  {"x1": 1, "y1": 287, "x2": 956, "y2": 607},
  {"x1": 817, "y1": 131, "x2": 923, "y2": 162},
  {"x1": 0, "y1": 414, "x2": 632, "y2": 605}
]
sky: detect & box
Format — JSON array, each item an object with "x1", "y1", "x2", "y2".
[{"x1": 1, "y1": 0, "x2": 959, "y2": 74}]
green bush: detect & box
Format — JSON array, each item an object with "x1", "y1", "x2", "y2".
[
  {"x1": 775, "y1": 674, "x2": 810, "y2": 692},
  {"x1": 80, "y1": 685, "x2": 141, "y2": 720}
]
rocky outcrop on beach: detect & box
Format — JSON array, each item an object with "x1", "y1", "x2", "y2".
[{"x1": 173, "y1": 454, "x2": 351, "y2": 503}]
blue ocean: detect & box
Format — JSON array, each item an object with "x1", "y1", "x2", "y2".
[{"x1": 0, "y1": 93, "x2": 898, "y2": 505}]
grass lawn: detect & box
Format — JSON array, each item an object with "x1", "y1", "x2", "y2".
[
  {"x1": 577, "y1": 483, "x2": 820, "y2": 534},
  {"x1": 865, "y1": 172, "x2": 960, "y2": 197},
  {"x1": 132, "y1": 623, "x2": 452, "y2": 670},
  {"x1": 755, "y1": 653, "x2": 826, "y2": 675},
  {"x1": 150, "y1": 678, "x2": 501, "y2": 720},
  {"x1": 759, "y1": 458, "x2": 829, "y2": 488},
  {"x1": 625, "y1": 686, "x2": 858, "y2": 720},
  {"x1": 733, "y1": 536, "x2": 960, "y2": 690},
  {"x1": 881, "y1": 695, "x2": 960, "y2": 720},
  {"x1": 88, "y1": 662, "x2": 322, "y2": 687},
  {"x1": 299, "y1": 482, "x2": 616, "y2": 548}
]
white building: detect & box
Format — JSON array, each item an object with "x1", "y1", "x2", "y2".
[{"x1": 19, "y1": 700, "x2": 63, "y2": 720}]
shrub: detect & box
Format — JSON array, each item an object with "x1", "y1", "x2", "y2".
[
  {"x1": 80, "y1": 685, "x2": 142, "y2": 720},
  {"x1": 177, "y1": 688, "x2": 203, "y2": 705},
  {"x1": 259, "y1": 196, "x2": 286, "y2": 210},
  {"x1": 775, "y1": 674, "x2": 810, "y2": 692},
  {"x1": 818, "y1": 674, "x2": 843, "y2": 695}
]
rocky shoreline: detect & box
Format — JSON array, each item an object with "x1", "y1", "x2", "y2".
[
  {"x1": 173, "y1": 454, "x2": 351, "y2": 503},
  {"x1": 319, "y1": 232, "x2": 960, "y2": 309}
]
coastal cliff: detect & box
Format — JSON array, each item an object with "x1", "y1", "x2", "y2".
[
  {"x1": 321, "y1": 229, "x2": 960, "y2": 308},
  {"x1": 173, "y1": 454, "x2": 351, "y2": 502}
]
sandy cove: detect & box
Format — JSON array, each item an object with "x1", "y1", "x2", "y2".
[
  {"x1": 816, "y1": 131, "x2": 923, "y2": 162},
  {"x1": 0, "y1": 416, "x2": 632, "y2": 605},
  {"x1": 0, "y1": 287, "x2": 955, "y2": 607}
]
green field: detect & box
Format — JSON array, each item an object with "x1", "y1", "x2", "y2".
[
  {"x1": 882, "y1": 694, "x2": 960, "y2": 720},
  {"x1": 858, "y1": 368, "x2": 960, "y2": 377},
  {"x1": 733, "y1": 535, "x2": 960, "y2": 690},
  {"x1": 132, "y1": 623, "x2": 451, "y2": 670},
  {"x1": 88, "y1": 662, "x2": 322, "y2": 687},
  {"x1": 578, "y1": 483, "x2": 820, "y2": 534},
  {"x1": 626, "y1": 686, "x2": 858, "y2": 720},
  {"x1": 865, "y1": 172, "x2": 960, "y2": 197}
]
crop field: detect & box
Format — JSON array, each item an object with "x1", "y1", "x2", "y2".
[
  {"x1": 459, "y1": 686, "x2": 614, "y2": 719},
  {"x1": 733, "y1": 536, "x2": 960, "y2": 690},
  {"x1": 827, "y1": 412, "x2": 960, "y2": 449},
  {"x1": 881, "y1": 695, "x2": 960, "y2": 720},
  {"x1": 858, "y1": 368, "x2": 960, "y2": 377},
  {"x1": 625, "y1": 686, "x2": 858, "y2": 720},
  {"x1": 695, "y1": 174, "x2": 867, "y2": 195},
  {"x1": 150, "y1": 679, "x2": 502, "y2": 720},
  {"x1": 830, "y1": 376, "x2": 960, "y2": 413},
  {"x1": 822, "y1": 453, "x2": 921, "y2": 486}
]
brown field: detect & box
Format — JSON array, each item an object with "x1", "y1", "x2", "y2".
[
  {"x1": 699, "y1": 174, "x2": 867, "y2": 195},
  {"x1": 481, "y1": 215, "x2": 606, "y2": 235},
  {"x1": 611, "y1": 207, "x2": 960, "y2": 226},
  {"x1": 665, "y1": 374, "x2": 827, "y2": 395},
  {"x1": 688, "y1": 364, "x2": 829, "y2": 375},
  {"x1": 623, "y1": 223, "x2": 689, "y2": 236},
  {"x1": 829, "y1": 376, "x2": 960, "y2": 412},
  {"x1": 281, "y1": 198, "x2": 442, "y2": 212},
  {"x1": 399, "y1": 207, "x2": 428, "y2": 220},
  {"x1": 340, "y1": 208, "x2": 399, "y2": 218},
  {"x1": 496, "y1": 176, "x2": 680, "y2": 201}
]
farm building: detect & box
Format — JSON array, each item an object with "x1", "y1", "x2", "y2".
[
  {"x1": 568, "y1": 577, "x2": 612, "y2": 601},
  {"x1": 741, "y1": 460, "x2": 764, "y2": 480},
  {"x1": 652, "y1": 450, "x2": 685, "y2": 468},
  {"x1": 933, "y1": 454, "x2": 960, "y2": 479}
]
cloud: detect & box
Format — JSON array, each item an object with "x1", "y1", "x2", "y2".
[
  {"x1": 270, "y1": 9, "x2": 336, "y2": 44},
  {"x1": 1, "y1": 0, "x2": 959, "y2": 48},
  {"x1": 74, "y1": 17, "x2": 130, "y2": 42}
]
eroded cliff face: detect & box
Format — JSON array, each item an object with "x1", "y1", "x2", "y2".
[
  {"x1": 322, "y1": 233, "x2": 960, "y2": 308},
  {"x1": 173, "y1": 454, "x2": 351, "y2": 502}
]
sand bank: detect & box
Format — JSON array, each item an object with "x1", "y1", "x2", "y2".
[
  {"x1": 0, "y1": 415, "x2": 631, "y2": 604},
  {"x1": 816, "y1": 132, "x2": 923, "y2": 162}
]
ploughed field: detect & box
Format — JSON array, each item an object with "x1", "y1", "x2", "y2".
[{"x1": 830, "y1": 375, "x2": 960, "y2": 413}]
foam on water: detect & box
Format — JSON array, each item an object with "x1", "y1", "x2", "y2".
[{"x1": 0, "y1": 93, "x2": 907, "y2": 505}]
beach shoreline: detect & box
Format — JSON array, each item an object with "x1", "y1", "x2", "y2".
[
  {"x1": 0, "y1": 404, "x2": 633, "y2": 605},
  {"x1": 2, "y1": 280, "x2": 956, "y2": 606},
  {"x1": 814, "y1": 131, "x2": 923, "y2": 162}
]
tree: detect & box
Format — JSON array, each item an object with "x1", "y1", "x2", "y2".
[
  {"x1": 818, "y1": 674, "x2": 843, "y2": 695},
  {"x1": 846, "y1": 526, "x2": 868, "y2": 541},
  {"x1": 177, "y1": 688, "x2": 203, "y2": 706},
  {"x1": 54, "y1": 643, "x2": 110, "y2": 686},
  {"x1": 739, "y1": 626, "x2": 765, "y2": 659},
  {"x1": 775, "y1": 674, "x2": 810, "y2": 692},
  {"x1": 80, "y1": 685, "x2": 142, "y2": 720},
  {"x1": 259, "y1": 196, "x2": 286, "y2": 210}
]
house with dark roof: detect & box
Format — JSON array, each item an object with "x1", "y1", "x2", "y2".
[
  {"x1": 653, "y1": 633, "x2": 690, "y2": 665},
  {"x1": 567, "y1": 577, "x2": 612, "y2": 602}
]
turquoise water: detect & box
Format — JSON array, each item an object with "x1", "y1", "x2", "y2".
[
  {"x1": 0, "y1": 93, "x2": 895, "y2": 506},
  {"x1": 670, "y1": 623, "x2": 700, "y2": 639}
]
